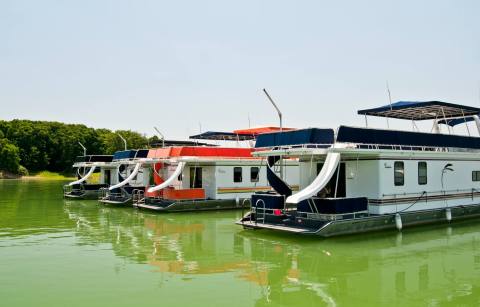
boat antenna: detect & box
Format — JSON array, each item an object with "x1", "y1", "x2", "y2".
[
  {"x1": 263, "y1": 88, "x2": 284, "y2": 179},
  {"x1": 387, "y1": 81, "x2": 393, "y2": 110},
  {"x1": 386, "y1": 81, "x2": 392, "y2": 129},
  {"x1": 248, "y1": 113, "x2": 251, "y2": 128},
  {"x1": 78, "y1": 142, "x2": 87, "y2": 156},
  {"x1": 263, "y1": 89, "x2": 283, "y2": 132},
  {"x1": 153, "y1": 127, "x2": 165, "y2": 148},
  {"x1": 116, "y1": 132, "x2": 127, "y2": 150}
]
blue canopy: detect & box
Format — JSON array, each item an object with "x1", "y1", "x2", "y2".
[
  {"x1": 358, "y1": 101, "x2": 480, "y2": 120},
  {"x1": 336, "y1": 126, "x2": 480, "y2": 149},
  {"x1": 255, "y1": 128, "x2": 334, "y2": 148},
  {"x1": 113, "y1": 149, "x2": 148, "y2": 161}
]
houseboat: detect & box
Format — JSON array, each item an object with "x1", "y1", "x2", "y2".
[
  {"x1": 63, "y1": 154, "x2": 115, "y2": 199},
  {"x1": 98, "y1": 149, "x2": 150, "y2": 205},
  {"x1": 238, "y1": 101, "x2": 480, "y2": 236},
  {"x1": 133, "y1": 128, "x2": 299, "y2": 212}
]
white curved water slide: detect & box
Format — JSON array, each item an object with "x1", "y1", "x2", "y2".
[
  {"x1": 68, "y1": 166, "x2": 97, "y2": 186},
  {"x1": 147, "y1": 162, "x2": 186, "y2": 193},
  {"x1": 286, "y1": 151, "x2": 341, "y2": 204},
  {"x1": 108, "y1": 163, "x2": 141, "y2": 191}
]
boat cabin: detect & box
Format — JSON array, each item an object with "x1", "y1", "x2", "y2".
[
  {"x1": 134, "y1": 129, "x2": 299, "y2": 212},
  {"x1": 98, "y1": 149, "x2": 150, "y2": 205}
]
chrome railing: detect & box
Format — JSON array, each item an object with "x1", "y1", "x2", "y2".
[
  {"x1": 63, "y1": 184, "x2": 84, "y2": 197},
  {"x1": 98, "y1": 187, "x2": 109, "y2": 200},
  {"x1": 132, "y1": 189, "x2": 145, "y2": 205},
  {"x1": 382, "y1": 188, "x2": 480, "y2": 200},
  {"x1": 256, "y1": 142, "x2": 480, "y2": 153}
]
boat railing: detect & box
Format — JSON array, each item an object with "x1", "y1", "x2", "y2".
[
  {"x1": 297, "y1": 210, "x2": 369, "y2": 221},
  {"x1": 350, "y1": 143, "x2": 454, "y2": 152},
  {"x1": 255, "y1": 143, "x2": 332, "y2": 151},
  {"x1": 255, "y1": 142, "x2": 480, "y2": 154},
  {"x1": 98, "y1": 187, "x2": 109, "y2": 200},
  {"x1": 252, "y1": 199, "x2": 267, "y2": 225},
  {"x1": 132, "y1": 189, "x2": 145, "y2": 205},
  {"x1": 63, "y1": 185, "x2": 73, "y2": 196},
  {"x1": 382, "y1": 188, "x2": 480, "y2": 200},
  {"x1": 296, "y1": 188, "x2": 480, "y2": 221},
  {"x1": 107, "y1": 188, "x2": 131, "y2": 202},
  {"x1": 63, "y1": 184, "x2": 84, "y2": 197}
]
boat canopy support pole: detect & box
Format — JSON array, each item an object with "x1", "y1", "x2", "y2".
[{"x1": 474, "y1": 115, "x2": 480, "y2": 136}]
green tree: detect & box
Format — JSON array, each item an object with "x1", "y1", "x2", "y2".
[
  {"x1": 0, "y1": 119, "x2": 151, "y2": 174},
  {"x1": 0, "y1": 139, "x2": 20, "y2": 173}
]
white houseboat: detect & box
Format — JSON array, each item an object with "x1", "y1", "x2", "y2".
[
  {"x1": 63, "y1": 155, "x2": 115, "y2": 199},
  {"x1": 133, "y1": 129, "x2": 299, "y2": 212},
  {"x1": 238, "y1": 101, "x2": 480, "y2": 236},
  {"x1": 98, "y1": 149, "x2": 150, "y2": 205}
]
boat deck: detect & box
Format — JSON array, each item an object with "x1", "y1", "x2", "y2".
[
  {"x1": 239, "y1": 204, "x2": 480, "y2": 237},
  {"x1": 236, "y1": 220, "x2": 315, "y2": 233}
]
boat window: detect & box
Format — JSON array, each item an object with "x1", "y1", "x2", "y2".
[
  {"x1": 104, "y1": 170, "x2": 111, "y2": 185},
  {"x1": 189, "y1": 167, "x2": 202, "y2": 188},
  {"x1": 234, "y1": 167, "x2": 243, "y2": 183},
  {"x1": 394, "y1": 162, "x2": 404, "y2": 186},
  {"x1": 418, "y1": 162, "x2": 427, "y2": 185},
  {"x1": 250, "y1": 167, "x2": 260, "y2": 182},
  {"x1": 472, "y1": 171, "x2": 480, "y2": 181}
]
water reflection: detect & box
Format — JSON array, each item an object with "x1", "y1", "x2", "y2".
[
  {"x1": 0, "y1": 180, "x2": 76, "y2": 238},
  {"x1": 2, "y1": 181, "x2": 480, "y2": 306},
  {"x1": 63, "y1": 199, "x2": 480, "y2": 306}
]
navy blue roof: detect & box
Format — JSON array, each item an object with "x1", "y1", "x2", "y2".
[
  {"x1": 337, "y1": 126, "x2": 480, "y2": 149},
  {"x1": 113, "y1": 150, "x2": 136, "y2": 160},
  {"x1": 358, "y1": 101, "x2": 480, "y2": 120},
  {"x1": 189, "y1": 131, "x2": 256, "y2": 141},
  {"x1": 113, "y1": 149, "x2": 148, "y2": 160},
  {"x1": 255, "y1": 128, "x2": 334, "y2": 148}
]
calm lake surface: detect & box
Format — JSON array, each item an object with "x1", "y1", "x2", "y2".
[{"x1": 1, "y1": 180, "x2": 480, "y2": 306}]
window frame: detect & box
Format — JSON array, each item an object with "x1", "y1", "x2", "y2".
[
  {"x1": 233, "y1": 167, "x2": 243, "y2": 183},
  {"x1": 250, "y1": 167, "x2": 260, "y2": 182},
  {"x1": 418, "y1": 162, "x2": 427, "y2": 185},
  {"x1": 189, "y1": 167, "x2": 202, "y2": 188},
  {"x1": 394, "y1": 161, "x2": 404, "y2": 186},
  {"x1": 472, "y1": 171, "x2": 480, "y2": 182}
]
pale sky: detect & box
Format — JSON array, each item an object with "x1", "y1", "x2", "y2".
[{"x1": 1, "y1": 0, "x2": 479, "y2": 139}]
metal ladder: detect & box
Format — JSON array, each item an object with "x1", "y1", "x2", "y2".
[
  {"x1": 253, "y1": 199, "x2": 267, "y2": 225},
  {"x1": 132, "y1": 189, "x2": 145, "y2": 206}
]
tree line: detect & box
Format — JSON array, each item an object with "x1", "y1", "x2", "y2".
[{"x1": 0, "y1": 120, "x2": 159, "y2": 175}]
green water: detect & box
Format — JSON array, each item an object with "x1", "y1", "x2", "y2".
[{"x1": 1, "y1": 181, "x2": 480, "y2": 306}]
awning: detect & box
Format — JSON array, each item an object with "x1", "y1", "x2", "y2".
[
  {"x1": 358, "y1": 101, "x2": 480, "y2": 120},
  {"x1": 255, "y1": 128, "x2": 334, "y2": 148}
]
